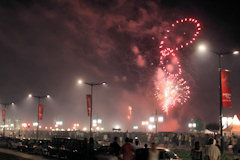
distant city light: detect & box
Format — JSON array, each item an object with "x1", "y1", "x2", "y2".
[
  {"x1": 141, "y1": 121, "x2": 149, "y2": 126},
  {"x1": 73, "y1": 123, "x2": 80, "y2": 127},
  {"x1": 33, "y1": 122, "x2": 38, "y2": 126},
  {"x1": 56, "y1": 121, "x2": 63, "y2": 125},
  {"x1": 22, "y1": 123, "x2": 27, "y2": 128},
  {"x1": 83, "y1": 127, "x2": 87, "y2": 131},
  {"x1": 133, "y1": 125, "x2": 139, "y2": 130},
  {"x1": 114, "y1": 125, "x2": 120, "y2": 129}
]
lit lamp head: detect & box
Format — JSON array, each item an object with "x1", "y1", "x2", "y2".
[
  {"x1": 158, "y1": 116, "x2": 164, "y2": 122},
  {"x1": 198, "y1": 44, "x2": 207, "y2": 52},
  {"x1": 149, "y1": 116, "x2": 155, "y2": 123},
  {"x1": 188, "y1": 123, "x2": 193, "y2": 128},
  {"x1": 233, "y1": 51, "x2": 239, "y2": 55},
  {"x1": 28, "y1": 94, "x2": 32, "y2": 98},
  {"x1": 102, "y1": 82, "x2": 107, "y2": 85},
  {"x1": 78, "y1": 80, "x2": 83, "y2": 84}
]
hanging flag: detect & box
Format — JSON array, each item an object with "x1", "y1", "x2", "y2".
[
  {"x1": 86, "y1": 95, "x2": 92, "y2": 117},
  {"x1": 221, "y1": 69, "x2": 232, "y2": 108},
  {"x1": 2, "y1": 109, "x2": 5, "y2": 122},
  {"x1": 39, "y1": 104, "x2": 44, "y2": 120}
]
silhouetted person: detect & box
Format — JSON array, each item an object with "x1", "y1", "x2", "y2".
[
  {"x1": 191, "y1": 141, "x2": 202, "y2": 160},
  {"x1": 144, "y1": 144, "x2": 148, "y2": 149},
  {"x1": 148, "y1": 143, "x2": 159, "y2": 160},
  {"x1": 135, "y1": 138, "x2": 140, "y2": 149},
  {"x1": 206, "y1": 138, "x2": 221, "y2": 160},
  {"x1": 110, "y1": 137, "x2": 121, "y2": 157},
  {"x1": 120, "y1": 137, "x2": 135, "y2": 160}
]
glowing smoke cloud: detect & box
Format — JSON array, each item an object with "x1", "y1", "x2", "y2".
[{"x1": 155, "y1": 18, "x2": 201, "y2": 113}]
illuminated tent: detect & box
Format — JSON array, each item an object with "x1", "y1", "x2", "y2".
[
  {"x1": 204, "y1": 129, "x2": 214, "y2": 134},
  {"x1": 223, "y1": 115, "x2": 240, "y2": 135}
]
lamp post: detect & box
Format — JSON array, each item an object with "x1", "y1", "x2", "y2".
[
  {"x1": 0, "y1": 102, "x2": 14, "y2": 137},
  {"x1": 78, "y1": 80, "x2": 107, "y2": 138},
  {"x1": 198, "y1": 45, "x2": 239, "y2": 153},
  {"x1": 149, "y1": 109, "x2": 164, "y2": 134},
  {"x1": 188, "y1": 122, "x2": 196, "y2": 132},
  {"x1": 28, "y1": 94, "x2": 50, "y2": 140}
]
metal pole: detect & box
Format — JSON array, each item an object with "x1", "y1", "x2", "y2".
[
  {"x1": 90, "y1": 85, "x2": 93, "y2": 138},
  {"x1": 155, "y1": 109, "x2": 158, "y2": 134},
  {"x1": 3, "y1": 105, "x2": 6, "y2": 137},
  {"x1": 37, "y1": 97, "x2": 40, "y2": 140},
  {"x1": 218, "y1": 54, "x2": 223, "y2": 153}
]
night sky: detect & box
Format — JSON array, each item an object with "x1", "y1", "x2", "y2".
[{"x1": 0, "y1": 0, "x2": 239, "y2": 131}]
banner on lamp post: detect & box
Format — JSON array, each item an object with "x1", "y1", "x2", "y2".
[
  {"x1": 221, "y1": 69, "x2": 232, "y2": 108},
  {"x1": 39, "y1": 104, "x2": 44, "y2": 120},
  {"x1": 2, "y1": 109, "x2": 5, "y2": 122},
  {"x1": 86, "y1": 95, "x2": 92, "y2": 117}
]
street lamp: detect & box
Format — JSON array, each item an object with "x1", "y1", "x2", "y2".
[
  {"x1": 28, "y1": 94, "x2": 50, "y2": 140},
  {"x1": 0, "y1": 102, "x2": 15, "y2": 137},
  {"x1": 78, "y1": 80, "x2": 107, "y2": 138},
  {"x1": 198, "y1": 44, "x2": 239, "y2": 153},
  {"x1": 149, "y1": 109, "x2": 164, "y2": 133},
  {"x1": 188, "y1": 122, "x2": 196, "y2": 131}
]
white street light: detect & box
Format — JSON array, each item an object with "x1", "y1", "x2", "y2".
[
  {"x1": 158, "y1": 116, "x2": 164, "y2": 122},
  {"x1": 198, "y1": 44, "x2": 207, "y2": 52},
  {"x1": 133, "y1": 125, "x2": 139, "y2": 130},
  {"x1": 149, "y1": 116, "x2": 155, "y2": 123},
  {"x1": 188, "y1": 123, "x2": 193, "y2": 128},
  {"x1": 114, "y1": 125, "x2": 120, "y2": 129},
  {"x1": 78, "y1": 80, "x2": 83, "y2": 84},
  {"x1": 192, "y1": 123, "x2": 197, "y2": 128},
  {"x1": 33, "y1": 122, "x2": 38, "y2": 127},
  {"x1": 233, "y1": 51, "x2": 239, "y2": 55}
]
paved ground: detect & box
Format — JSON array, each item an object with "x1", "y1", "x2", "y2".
[{"x1": 0, "y1": 148, "x2": 49, "y2": 160}]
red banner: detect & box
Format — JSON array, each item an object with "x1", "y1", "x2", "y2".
[
  {"x1": 86, "y1": 95, "x2": 92, "y2": 117},
  {"x1": 221, "y1": 69, "x2": 232, "y2": 108},
  {"x1": 2, "y1": 109, "x2": 5, "y2": 122},
  {"x1": 39, "y1": 104, "x2": 44, "y2": 120}
]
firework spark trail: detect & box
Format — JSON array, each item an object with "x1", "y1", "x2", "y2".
[{"x1": 155, "y1": 18, "x2": 201, "y2": 114}]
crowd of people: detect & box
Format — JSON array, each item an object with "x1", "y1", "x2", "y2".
[{"x1": 103, "y1": 132, "x2": 240, "y2": 160}]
